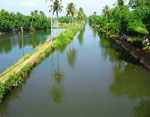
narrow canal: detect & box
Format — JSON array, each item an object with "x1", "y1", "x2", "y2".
[{"x1": 0, "y1": 24, "x2": 150, "y2": 117}]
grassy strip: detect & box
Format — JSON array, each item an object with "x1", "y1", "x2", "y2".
[{"x1": 0, "y1": 24, "x2": 82, "y2": 103}]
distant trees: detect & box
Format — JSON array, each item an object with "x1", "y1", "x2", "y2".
[
  {"x1": 59, "y1": 4, "x2": 86, "y2": 24},
  {"x1": 0, "y1": 9, "x2": 51, "y2": 32}
]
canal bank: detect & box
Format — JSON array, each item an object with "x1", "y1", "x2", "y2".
[
  {"x1": 0, "y1": 25, "x2": 81, "y2": 103},
  {"x1": 0, "y1": 24, "x2": 150, "y2": 117},
  {"x1": 92, "y1": 24, "x2": 150, "y2": 71}
]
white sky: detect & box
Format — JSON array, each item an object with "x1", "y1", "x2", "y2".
[{"x1": 0, "y1": 0, "x2": 129, "y2": 16}]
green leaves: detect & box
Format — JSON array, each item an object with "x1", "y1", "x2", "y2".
[{"x1": 0, "y1": 10, "x2": 51, "y2": 32}]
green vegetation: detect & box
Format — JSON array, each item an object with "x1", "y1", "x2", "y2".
[
  {"x1": 58, "y1": 3, "x2": 86, "y2": 24},
  {"x1": 0, "y1": 9, "x2": 51, "y2": 33},
  {"x1": 89, "y1": 0, "x2": 150, "y2": 49},
  {"x1": 0, "y1": 24, "x2": 82, "y2": 103}
]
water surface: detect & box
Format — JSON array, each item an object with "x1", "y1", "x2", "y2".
[
  {"x1": 0, "y1": 24, "x2": 150, "y2": 117},
  {"x1": 0, "y1": 29, "x2": 64, "y2": 73}
]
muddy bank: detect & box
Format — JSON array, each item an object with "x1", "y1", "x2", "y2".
[{"x1": 110, "y1": 35, "x2": 150, "y2": 70}]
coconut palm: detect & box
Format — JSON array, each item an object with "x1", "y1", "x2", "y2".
[
  {"x1": 30, "y1": 10, "x2": 38, "y2": 27},
  {"x1": 66, "y1": 3, "x2": 76, "y2": 24},
  {"x1": 117, "y1": 0, "x2": 124, "y2": 6},
  {"x1": 102, "y1": 5, "x2": 110, "y2": 32},
  {"x1": 102, "y1": 5, "x2": 109, "y2": 17},
  {"x1": 49, "y1": 0, "x2": 63, "y2": 28},
  {"x1": 77, "y1": 7, "x2": 85, "y2": 23},
  {"x1": 40, "y1": 11, "x2": 45, "y2": 18}
]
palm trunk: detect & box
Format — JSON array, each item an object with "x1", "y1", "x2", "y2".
[
  {"x1": 57, "y1": 13, "x2": 59, "y2": 29},
  {"x1": 31, "y1": 18, "x2": 33, "y2": 27},
  {"x1": 51, "y1": 14, "x2": 53, "y2": 42},
  {"x1": 21, "y1": 27, "x2": 24, "y2": 55}
]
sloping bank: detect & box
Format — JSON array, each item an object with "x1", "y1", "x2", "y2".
[
  {"x1": 0, "y1": 24, "x2": 82, "y2": 103},
  {"x1": 98, "y1": 26, "x2": 150, "y2": 71}
]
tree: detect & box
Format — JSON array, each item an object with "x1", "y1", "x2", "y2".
[
  {"x1": 40, "y1": 11, "x2": 46, "y2": 18},
  {"x1": 77, "y1": 7, "x2": 86, "y2": 23},
  {"x1": 117, "y1": 0, "x2": 124, "y2": 6},
  {"x1": 66, "y1": 3, "x2": 76, "y2": 24},
  {"x1": 49, "y1": 0, "x2": 63, "y2": 28},
  {"x1": 129, "y1": 0, "x2": 150, "y2": 8},
  {"x1": 30, "y1": 10, "x2": 38, "y2": 28},
  {"x1": 102, "y1": 5, "x2": 109, "y2": 17}
]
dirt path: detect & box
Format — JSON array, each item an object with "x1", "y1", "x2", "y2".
[{"x1": 0, "y1": 40, "x2": 55, "y2": 83}]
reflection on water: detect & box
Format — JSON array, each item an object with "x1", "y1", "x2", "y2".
[
  {"x1": 51, "y1": 52, "x2": 64, "y2": 104},
  {"x1": 67, "y1": 44, "x2": 77, "y2": 68},
  {"x1": 0, "y1": 24, "x2": 149, "y2": 117},
  {"x1": 97, "y1": 28, "x2": 150, "y2": 117},
  {"x1": 78, "y1": 25, "x2": 85, "y2": 45},
  {"x1": 0, "y1": 29, "x2": 64, "y2": 73},
  {"x1": 133, "y1": 100, "x2": 150, "y2": 117}
]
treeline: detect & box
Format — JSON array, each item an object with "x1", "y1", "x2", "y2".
[
  {"x1": 0, "y1": 9, "x2": 51, "y2": 32},
  {"x1": 89, "y1": 0, "x2": 150, "y2": 35},
  {"x1": 59, "y1": 4, "x2": 86, "y2": 24},
  {"x1": 89, "y1": 0, "x2": 150, "y2": 49}
]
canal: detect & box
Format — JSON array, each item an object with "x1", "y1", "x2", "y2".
[
  {"x1": 0, "y1": 24, "x2": 150, "y2": 117},
  {"x1": 0, "y1": 29, "x2": 64, "y2": 73}
]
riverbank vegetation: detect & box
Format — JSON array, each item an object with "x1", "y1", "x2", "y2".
[
  {"x1": 89, "y1": 0, "x2": 150, "y2": 50},
  {"x1": 0, "y1": 24, "x2": 82, "y2": 103},
  {"x1": 0, "y1": 9, "x2": 51, "y2": 33}
]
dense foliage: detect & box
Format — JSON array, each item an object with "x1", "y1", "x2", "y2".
[
  {"x1": 89, "y1": 0, "x2": 150, "y2": 36},
  {"x1": 89, "y1": 0, "x2": 150, "y2": 49},
  {"x1": 59, "y1": 3, "x2": 86, "y2": 24},
  {"x1": 0, "y1": 9, "x2": 51, "y2": 32}
]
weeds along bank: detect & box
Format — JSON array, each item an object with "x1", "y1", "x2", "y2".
[
  {"x1": 0, "y1": 24, "x2": 82, "y2": 104},
  {"x1": 89, "y1": 20, "x2": 150, "y2": 70}
]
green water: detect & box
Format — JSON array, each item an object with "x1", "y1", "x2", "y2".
[
  {"x1": 0, "y1": 24, "x2": 150, "y2": 117},
  {"x1": 0, "y1": 29, "x2": 64, "y2": 73}
]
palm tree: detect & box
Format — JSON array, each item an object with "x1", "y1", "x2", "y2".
[
  {"x1": 49, "y1": 0, "x2": 63, "y2": 28},
  {"x1": 102, "y1": 5, "x2": 109, "y2": 32},
  {"x1": 77, "y1": 7, "x2": 85, "y2": 23},
  {"x1": 66, "y1": 3, "x2": 76, "y2": 24},
  {"x1": 102, "y1": 5, "x2": 109, "y2": 17},
  {"x1": 94, "y1": 11, "x2": 97, "y2": 16},
  {"x1": 30, "y1": 10, "x2": 38, "y2": 27},
  {"x1": 40, "y1": 11, "x2": 45, "y2": 18},
  {"x1": 117, "y1": 0, "x2": 124, "y2": 6}
]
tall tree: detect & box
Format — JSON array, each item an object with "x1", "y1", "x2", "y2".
[
  {"x1": 102, "y1": 5, "x2": 109, "y2": 17},
  {"x1": 30, "y1": 10, "x2": 38, "y2": 27},
  {"x1": 77, "y1": 7, "x2": 86, "y2": 23},
  {"x1": 117, "y1": 0, "x2": 124, "y2": 6},
  {"x1": 66, "y1": 3, "x2": 76, "y2": 24},
  {"x1": 49, "y1": 0, "x2": 63, "y2": 28}
]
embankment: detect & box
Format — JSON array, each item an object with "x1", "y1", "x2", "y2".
[
  {"x1": 99, "y1": 27, "x2": 150, "y2": 71},
  {"x1": 0, "y1": 24, "x2": 82, "y2": 103}
]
